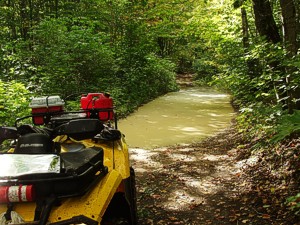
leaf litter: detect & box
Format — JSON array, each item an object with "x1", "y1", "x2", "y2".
[{"x1": 130, "y1": 121, "x2": 300, "y2": 225}]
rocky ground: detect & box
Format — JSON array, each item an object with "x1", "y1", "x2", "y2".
[{"x1": 129, "y1": 74, "x2": 300, "y2": 225}]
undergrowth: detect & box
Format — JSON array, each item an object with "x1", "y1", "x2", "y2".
[{"x1": 236, "y1": 102, "x2": 300, "y2": 217}]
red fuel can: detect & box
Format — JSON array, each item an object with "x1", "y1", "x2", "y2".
[{"x1": 80, "y1": 93, "x2": 114, "y2": 121}]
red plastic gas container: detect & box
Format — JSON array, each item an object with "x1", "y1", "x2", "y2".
[{"x1": 80, "y1": 93, "x2": 114, "y2": 121}]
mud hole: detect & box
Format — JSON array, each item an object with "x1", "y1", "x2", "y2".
[{"x1": 128, "y1": 75, "x2": 299, "y2": 225}]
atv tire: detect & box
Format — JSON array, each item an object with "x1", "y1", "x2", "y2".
[
  {"x1": 102, "y1": 217, "x2": 129, "y2": 225},
  {"x1": 102, "y1": 168, "x2": 137, "y2": 225}
]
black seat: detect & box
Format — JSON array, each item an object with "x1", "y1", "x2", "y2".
[{"x1": 15, "y1": 133, "x2": 54, "y2": 154}]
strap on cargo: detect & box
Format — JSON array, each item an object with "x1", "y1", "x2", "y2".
[
  {"x1": 4, "y1": 203, "x2": 13, "y2": 221},
  {"x1": 34, "y1": 200, "x2": 43, "y2": 221},
  {"x1": 39, "y1": 196, "x2": 57, "y2": 225}
]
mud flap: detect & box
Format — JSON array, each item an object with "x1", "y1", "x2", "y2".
[
  {"x1": 126, "y1": 167, "x2": 137, "y2": 225},
  {"x1": 102, "y1": 167, "x2": 137, "y2": 225}
]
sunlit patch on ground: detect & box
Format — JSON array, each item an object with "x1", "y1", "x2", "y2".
[
  {"x1": 131, "y1": 136, "x2": 243, "y2": 224},
  {"x1": 162, "y1": 189, "x2": 206, "y2": 211},
  {"x1": 202, "y1": 153, "x2": 229, "y2": 161},
  {"x1": 129, "y1": 148, "x2": 163, "y2": 171},
  {"x1": 177, "y1": 147, "x2": 195, "y2": 152},
  {"x1": 168, "y1": 153, "x2": 197, "y2": 162},
  {"x1": 185, "y1": 176, "x2": 222, "y2": 194},
  {"x1": 236, "y1": 155, "x2": 259, "y2": 168}
]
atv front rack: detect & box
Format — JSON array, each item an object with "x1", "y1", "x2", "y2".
[{"x1": 0, "y1": 148, "x2": 108, "y2": 199}]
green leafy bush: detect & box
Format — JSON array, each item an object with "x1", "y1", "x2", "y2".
[
  {"x1": 286, "y1": 193, "x2": 300, "y2": 215},
  {"x1": 193, "y1": 58, "x2": 219, "y2": 82},
  {"x1": 236, "y1": 102, "x2": 283, "y2": 144},
  {"x1": 0, "y1": 80, "x2": 30, "y2": 126},
  {"x1": 112, "y1": 54, "x2": 178, "y2": 117},
  {"x1": 271, "y1": 110, "x2": 300, "y2": 143},
  {"x1": 30, "y1": 18, "x2": 116, "y2": 96}
]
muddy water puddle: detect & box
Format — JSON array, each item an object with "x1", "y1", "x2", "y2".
[{"x1": 118, "y1": 87, "x2": 234, "y2": 149}]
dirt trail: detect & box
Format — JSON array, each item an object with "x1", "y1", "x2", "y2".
[
  {"x1": 130, "y1": 124, "x2": 245, "y2": 225},
  {"x1": 129, "y1": 75, "x2": 242, "y2": 224},
  {"x1": 130, "y1": 124, "x2": 300, "y2": 225},
  {"x1": 129, "y1": 75, "x2": 299, "y2": 225}
]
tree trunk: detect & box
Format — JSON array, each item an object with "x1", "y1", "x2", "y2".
[
  {"x1": 20, "y1": 0, "x2": 28, "y2": 40},
  {"x1": 241, "y1": 7, "x2": 258, "y2": 78},
  {"x1": 280, "y1": 0, "x2": 298, "y2": 56},
  {"x1": 251, "y1": 0, "x2": 289, "y2": 109},
  {"x1": 251, "y1": 0, "x2": 281, "y2": 44},
  {"x1": 280, "y1": 0, "x2": 299, "y2": 111},
  {"x1": 55, "y1": 0, "x2": 58, "y2": 18},
  {"x1": 296, "y1": 0, "x2": 300, "y2": 47},
  {"x1": 241, "y1": 7, "x2": 249, "y2": 49}
]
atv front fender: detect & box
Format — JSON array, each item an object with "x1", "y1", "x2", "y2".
[{"x1": 48, "y1": 169, "x2": 123, "y2": 224}]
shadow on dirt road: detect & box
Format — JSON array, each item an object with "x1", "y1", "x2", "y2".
[
  {"x1": 130, "y1": 122, "x2": 299, "y2": 225},
  {"x1": 130, "y1": 123, "x2": 244, "y2": 225}
]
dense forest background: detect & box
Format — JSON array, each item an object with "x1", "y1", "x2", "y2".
[{"x1": 1, "y1": 0, "x2": 300, "y2": 216}]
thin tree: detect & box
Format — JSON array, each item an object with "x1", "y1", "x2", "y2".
[{"x1": 280, "y1": 0, "x2": 299, "y2": 110}]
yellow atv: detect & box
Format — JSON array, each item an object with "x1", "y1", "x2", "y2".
[{"x1": 0, "y1": 94, "x2": 137, "y2": 225}]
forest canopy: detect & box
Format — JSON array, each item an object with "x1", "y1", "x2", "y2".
[{"x1": 0, "y1": 0, "x2": 299, "y2": 128}]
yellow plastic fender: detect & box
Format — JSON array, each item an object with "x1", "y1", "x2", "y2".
[
  {"x1": 48, "y1": 169, "x2": 123, "y2": 223},
  {"x1": 0, "y1": 137, "x2": 130, "y2": 223},
  {"x1": 0, "y1": 170, "x2": 123, "y2": 224}
]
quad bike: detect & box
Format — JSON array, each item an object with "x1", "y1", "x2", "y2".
[{"x1": 0, "y1": 93, "x2": 137, "y2": 225}]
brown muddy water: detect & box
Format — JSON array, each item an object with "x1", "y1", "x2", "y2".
[{"x1": 118, "y1": 87, "x2": 234, "y2": 149}]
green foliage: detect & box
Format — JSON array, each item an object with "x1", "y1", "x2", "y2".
[
  {"x1": 193, "y1": 57, "x2": 219, "y2": 83},
  {"x1": 286, "y1": 193, "x2": 300, "y2": 215},
  {"x1": 184, "y1": 0, "x2": 245, "y2": 86},
  {"x1": 141, "y1": 0, "x2": 198, "y2": 73},
  {"x1": 271, "y1": 110, "x2": 300, "y2": 143},
  {"x1": 0, "y1": 42, "x2": 38, "y2": 83},
  {"x1": 112, "y1": 54, "x2": 178, "y2": 117},
  {"x1": 0, "y1": 0, "x2": 180, "y2": 120},
  {"x1": 236, "y1": 103, "x2": 283, "y2": 143},
  {"x1": 142, "y1": 54, "x2": 178, "y2": 93},
  {"x1": 30, "y1": 18, "x2": 116, "y2": 96},
  {"x1": 0, "y1": 80, "x2": 30, "y2": 126}
]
